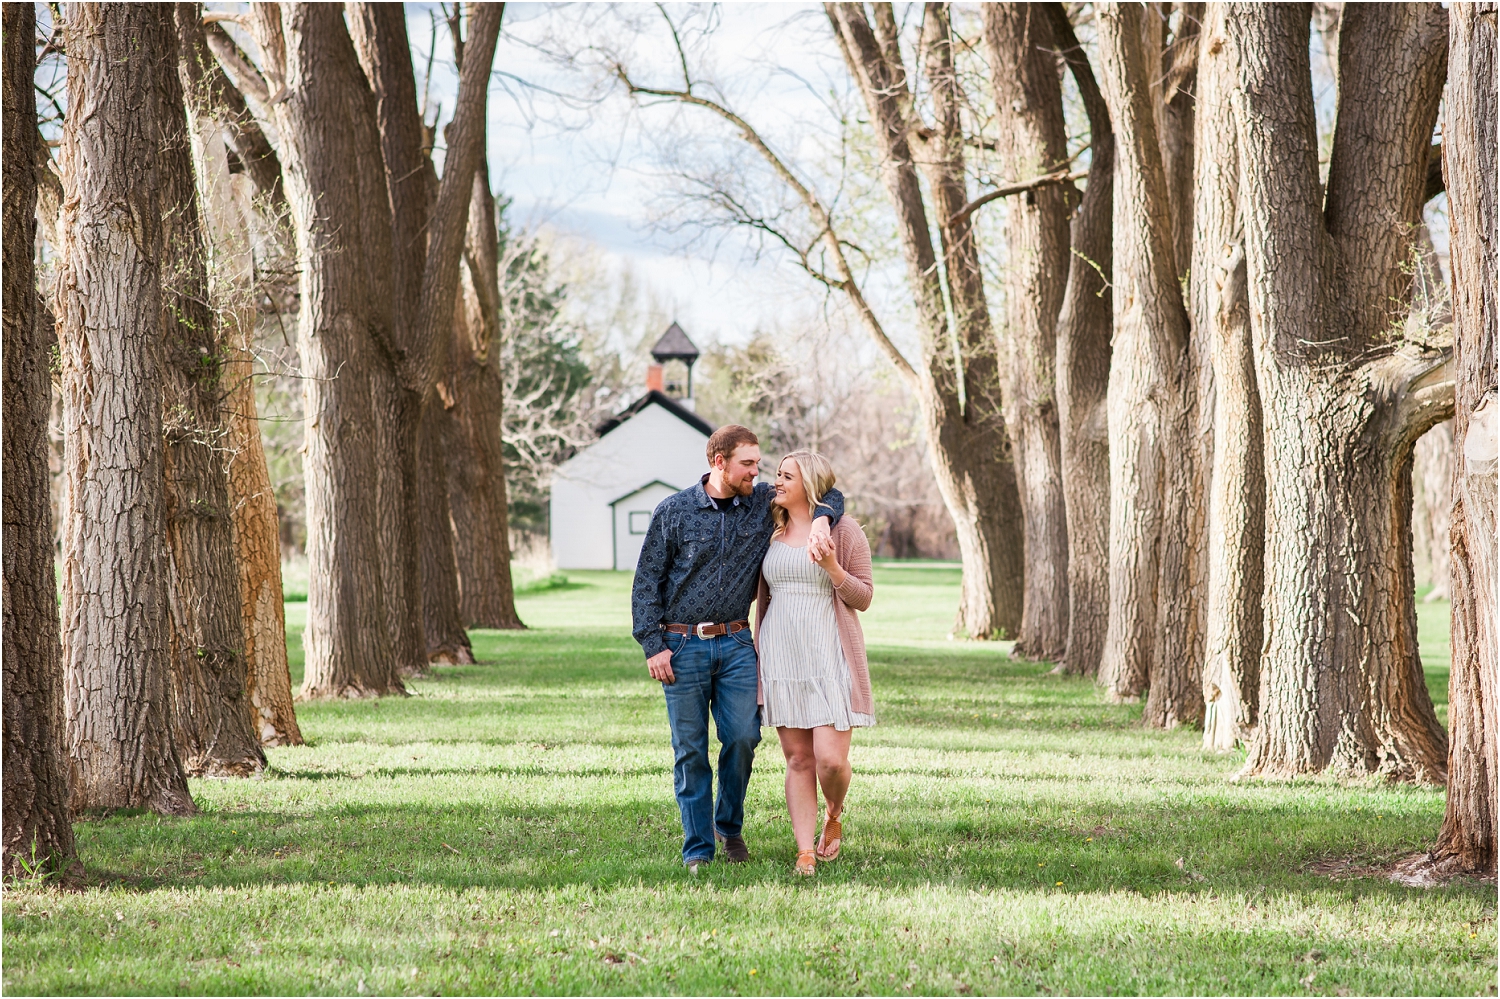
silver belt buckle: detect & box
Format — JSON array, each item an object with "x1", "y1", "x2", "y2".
[{"x1": 695, "y1": 622, "x2": 714, "y2": 640}]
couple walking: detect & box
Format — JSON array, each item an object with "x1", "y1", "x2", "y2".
[{"x1": 632, "y1": 425, "x2": 875, "y2": 876}]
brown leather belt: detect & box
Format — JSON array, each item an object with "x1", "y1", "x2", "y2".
[{"x1": 666, "y1": 620, "x2": 751, "y2": 639}]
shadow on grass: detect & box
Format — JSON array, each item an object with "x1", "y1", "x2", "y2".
[
  {"x1": 79, "y1": 617, "x2": 1480, "y2": 905},
  {"x1": 73, "y1": 783, "x2": 1488, "y2": 911}
]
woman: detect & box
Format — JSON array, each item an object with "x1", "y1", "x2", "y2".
[{"x1": 755, "y1": 450, "x2": 874, "y2": 876}]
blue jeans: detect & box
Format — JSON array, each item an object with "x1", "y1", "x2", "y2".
[{"x1": 660, "y1": 629, "x2": 762, "y2": 863}]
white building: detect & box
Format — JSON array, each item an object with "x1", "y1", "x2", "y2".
[{"x1": 549, "y1": 324, "x2": 716, "y2": 571}]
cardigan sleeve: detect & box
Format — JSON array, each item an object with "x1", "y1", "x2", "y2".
[{"x1": 831, "y1": 519, "x2": 873, "y2": 612}]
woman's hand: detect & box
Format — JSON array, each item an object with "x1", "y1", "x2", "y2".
[{"x1": 815, "y1": 546, "x2": 847, "y2": 587}]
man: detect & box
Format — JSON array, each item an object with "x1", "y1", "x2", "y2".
[{"x1": 633, "y1": 425, "x2": 841, "y2": 871}]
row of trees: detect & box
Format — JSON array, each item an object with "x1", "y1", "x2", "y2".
[
  {"x1": 3, "y1": 2, "x2": 522, "y2": 879},
  {"x1": 591, "y1": 1, "x2": 1496, "y2": 874},
  {"x1": 2, "y1": 1, "x2": 1494, "y2": 885}
]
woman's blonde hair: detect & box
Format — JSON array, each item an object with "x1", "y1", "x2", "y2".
[{"x1": 771, "y1": 449, "x2": 837, "y2": 535}]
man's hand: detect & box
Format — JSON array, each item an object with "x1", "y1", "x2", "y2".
[
  {"x1": 647, "y1": 648, "x2": 676, "y2": 684},
  {"x1": 807, "y1": 515, "x2": 835, "y2": 562}
]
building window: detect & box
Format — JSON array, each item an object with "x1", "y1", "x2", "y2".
[{"x1": 629, "y1": 511, "x2": 652, "y2": 534}]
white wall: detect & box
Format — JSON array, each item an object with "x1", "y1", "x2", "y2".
[
  {"x1": 550, "y1": 403, "x2": 710, "y2": 570},
  {"x1": 612, "y1": 481, "x2": 679, "y2": 571}
]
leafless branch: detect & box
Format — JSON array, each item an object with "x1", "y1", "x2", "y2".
[
  {"x1": 204, "y1": 22, "x2": 271, "y2": 106},
  {"x1": 655, "y1": 3, "x2": 694, "y2": 93},
  {"x1": 948, "y1": 168, "x2": 1087, "y2": 228},
  {"x1": 612, "y1": 64, "x2": 918, "y2": 387}
]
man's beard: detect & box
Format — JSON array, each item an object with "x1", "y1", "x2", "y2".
[{"x1": 733, "y1": 475, "x2": 756, "y2": 497}]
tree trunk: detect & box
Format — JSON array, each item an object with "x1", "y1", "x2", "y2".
[
  {"x1": 178, "y1": 8, "x2": 302, "y2": 746},
  {"x1": 1157, "y1": 3, "x2": 1202, "y2": 280},
  {"x1": 1411, "y1": 420, "x2": 1453, "y2": 600},
  {"x1": 224, "y1": 298, "x2": 303, "y2": 742},
  {"x1": 1045, "y1": 4, "x2": 1114, "y2": 678},
  {"x1": 159, "y1": 9, "x2": 266, "y2": 778},
  {"x1": 3, "y1": 0, "x2": 79, "y2": 878},
  {"x1": 984, "y1": 4, "x2": 1071, "y2": 662},
  {"x1": 421, "y1": 398, "x2": 475, "y2": 663},
  {"x1": 829, "y1": 2, "x2": 1024, "y2": 640},
  {"x1": 350, "y1": 2, "x2": 502, "y2": 664},
  {"x1": 1196, "y1": 3, "x2": 1262, "y2": 752},
  {"x1": 416, "y1": 4, "x2": 501, "y2": 661},
  {"x1": 1432, "y1": 0, "x2": 1497, "y2": 874},
  {"x1": 1145, "y1": 2, "x2": 1210, "y2": 732},
  {"x1": 58, "y1": 3, "x2": 195, "y2": 815},
  {"x1": 1095, "y1": 2, "x2": 1201, "y2": 729},
  {"x1": 1229, "y1": 3, "x2": 1452, "y2": 782},
  {"x1": 250, "y1": 2, "x2": 404, "y2": 699},
  {"x1": 349, "y1": 3, "x2": 429, "y2": 674},
  {"x1": 449, "y1": 164, "x2": 524, "y2": 629}
]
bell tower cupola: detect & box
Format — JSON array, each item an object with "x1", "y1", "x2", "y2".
[{"x1": 649, "y1": 321, "x2": 701, "y2": 411}]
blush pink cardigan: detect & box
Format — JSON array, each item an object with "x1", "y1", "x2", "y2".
[{"x1": 754, "y1": 517, "x2": 875, "y2": 717}]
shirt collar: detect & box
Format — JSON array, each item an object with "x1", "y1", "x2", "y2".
[{"x1": 696, "y1": 473, "x2": 741, "y2": 508}]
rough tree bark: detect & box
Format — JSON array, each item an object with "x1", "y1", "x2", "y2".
[
  {"x1": 159, "y1": 10, "x2": 266, "y2": 778},
  {"x1": 1196, "y1": 3, "x2": 1262, "y2": 751},
  {"x1": 1045, "y1": 4, "x2": 1114, "y2": 677},
  {"x1": 1145, "y1": 3, "x2": 1210, "y2": 732},
  {"x1": 1229, "y1": 3, "x2": 1452, "y2": 782},
  {"x1": 348, "y1": 3, "x2": 430, "y2": 673},
  {"x1": 1158, "y1": 4, "x2": 1202, "y2": 276},
  {"x1": 177, "y1": 7, "x2": 302, "y2": 745},
  {"x1": 984, "y1": 4, "x2": 1071, "y2": 662},
  {"x1": 250, "y1": 3, "x2": 403, "y2": 699},
  {"x1": 58, "y1": 3, "x2": 195, "y2": 814},
  {"x1": 449, "y1": 162, "x2": 525, "y2": 629},
  {"x1": 420, "y1": 400, "x2": 473, "y2": 662},
  {"x1": 351, "y1": 2, "x2": 502, "y2": 664},
  {"x1": 1431, "y1": 0, "x2": 1497, "y2": 874},
  {"x1": 3, "y1": 0, "x2": 79, "y2": 877},
  {"x1": 1095, "y1": 2, "x2": 1202, "y2": 728},
  {"x1": 830, "y1": 2, "x2": 1025, "y2": 639},
  {"x1": 420, "y1": 5, "x2": 502, "y2": 661}
]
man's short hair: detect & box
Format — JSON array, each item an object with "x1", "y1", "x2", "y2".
[{"x1": 706, "y1": 425, "x2": 759, "y2": 467}]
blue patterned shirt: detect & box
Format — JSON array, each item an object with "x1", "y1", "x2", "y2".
[{"x1": 631, "y1": 474, "x2": 843, "y2": 658}]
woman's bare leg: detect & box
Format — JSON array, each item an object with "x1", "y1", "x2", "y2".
[
  {"x1": 777, "y1": 727, "x2": 818, "y2": 853},
  {"x1": 813, "y1": 726, "x2": 852, "y2": 856}
]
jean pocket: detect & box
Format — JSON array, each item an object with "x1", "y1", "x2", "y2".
[{"x1": 730, "y1": 627, "x2": 757, "y2": 649}]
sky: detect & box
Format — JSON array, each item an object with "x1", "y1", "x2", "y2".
[{"x1": 408, "y1": 2, "x2": 875, "y2": 351}]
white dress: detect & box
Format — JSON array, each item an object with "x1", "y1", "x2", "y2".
[{"x1": 758, "y1": 541, "x2": 875, "y2": 731}]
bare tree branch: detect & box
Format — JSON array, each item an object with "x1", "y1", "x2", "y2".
[
  {"x1": 206, "y1": 19, "x2": 271, "y2": 105},
  {"x1": 949, "y1": 168, "x2": 1087, "y2": 227},
  {"x1": 613, "y1": 65, "x2": 918, "y2": 386}
]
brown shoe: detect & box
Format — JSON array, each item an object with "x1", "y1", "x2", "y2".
[
  {"x1": 715, "y1": 829, "x2": 751, "y2": 863},
  {"x1": 817, "y1": 806, "x2": 843, "y2": 861}
]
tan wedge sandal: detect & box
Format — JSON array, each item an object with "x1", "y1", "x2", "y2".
[
  {"x1": 795, "y1": 848, "x2": 817, "y2": 876},
  {"x1": 818, "y1": 806, "x2": 844, "y2": 861}
]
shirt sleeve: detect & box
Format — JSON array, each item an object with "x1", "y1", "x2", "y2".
[
  {"x1": 749, "y1": 480, "x2": 843, "y2": 526},
  {"x1": 632, "y1": 505, "x2": 672, "y2": 658},
  {"x1": 813, "y1": 486, "x2": 844, "y2": 527}
]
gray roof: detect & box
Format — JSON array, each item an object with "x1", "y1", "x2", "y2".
[{"x1": 650, "y1": 322, "x2": 700, "y2": 362}]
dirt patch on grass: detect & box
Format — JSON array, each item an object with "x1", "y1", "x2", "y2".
[
  {"x1": 1388, "y1": 852, "x2": 1499, "y2": 888},
  {"x1": 1306, "y1": 853, "x2": 1498, "y2": 888}
]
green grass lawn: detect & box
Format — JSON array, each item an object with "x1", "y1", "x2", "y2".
[{"x1": 4, "y1": 567, "x2": 1491, "y2": 996}]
